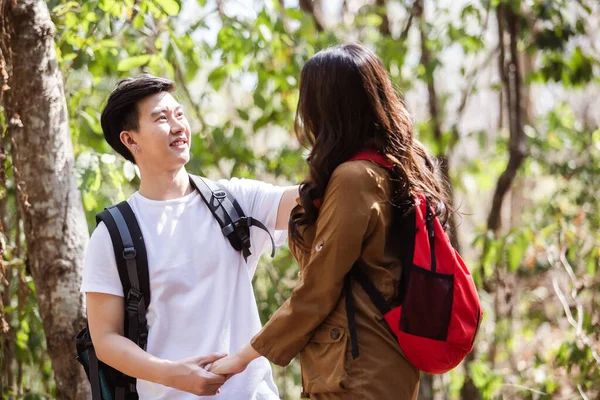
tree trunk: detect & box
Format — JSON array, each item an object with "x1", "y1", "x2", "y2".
[
  {"x1": 486, "y1": 3, "x2": 526, "y2": 234},
  {"x1": 0, "y1": 0, "x2": 91, "y2": 398}
]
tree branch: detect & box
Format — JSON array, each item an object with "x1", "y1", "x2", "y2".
[
  {"x1": 299, "y1": 0, "x2": 325, "y2": 32},
  {"x1": 551, "y1": 275, "x2": 600, "y2": 366},
  {"x1": 453, "y1": 48, "x2": 498, "y2": 127},
  {"x1": 399, "y1": 1, "x2": 418, "y2": 42},
  {"x1": 376, "y1": 0, "x2": 391, "y2": 36}
]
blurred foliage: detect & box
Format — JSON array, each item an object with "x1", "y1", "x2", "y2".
[{"x1": 1, "y1": 0, "x2": 599, "y2": 399}]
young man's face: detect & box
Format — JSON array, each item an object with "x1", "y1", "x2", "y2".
[{"x1": 128, "y1": 92, "x2": 192, "y2": 171}]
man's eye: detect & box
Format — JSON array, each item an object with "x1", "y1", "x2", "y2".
[
  {"x1": 177, "y1": 111, "x2": 184, "y2": 117},
  {"x1": 158, "y1": 116, "x2": 167, "y2": 121}
]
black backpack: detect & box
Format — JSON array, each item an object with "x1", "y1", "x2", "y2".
[{"x1": 75, "y1": 175, "x2": 275, "y2": 400}]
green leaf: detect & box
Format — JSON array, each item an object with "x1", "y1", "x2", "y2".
[
  {"x1": 586, "y1": 254, "x2": 597, "y2": 275},
  {"x1": 207, "y1": 66, "x2": 228, "y2": 90},
  {"x1": 155, "y1": 0, "x2": 180, "y2": 16},
  {"x1": 99, "y1": 0, "x2": 117, "y2": 12},
  {"x1": 117, "y1": 55, "x2": 151, "y2": 71},
  {"x1": 506, "y1": 231, "x2": 528, "y2": 272},
  {"x1": 253, "y1": 113, "x2": 272, "y2": 131},
  {"x1": 253, "y1": 92, "x2": 267, "y2": 109},
  {"x1": 82, "y1": 191, "x2": 99, "y2": 211},
  {"x1": 237, "y1": 109, "x2": 250, "y2": 121},
  {"x1": 133, "y1": 13, "x2": 145, "y2": 29},
  {"x1": 284, "y1": 8, "x2": 303, "y2": 20}
]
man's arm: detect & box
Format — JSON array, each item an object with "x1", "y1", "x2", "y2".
[
  {"x1": 275, "y1": 186, "x2": 300, "y2": 231},
  {"x1": 86, "y1": 292, "x2": 226, "y2": 395}
]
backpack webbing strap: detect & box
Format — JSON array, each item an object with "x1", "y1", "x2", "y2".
[
  {"x1": 345, "y1": 264, "x2": 394, "y2": 360},
  {"x1": 214, "y1": 181, "x2": 276, "y2": 259},
  {"x1": 344, "y1": 274, "x2": 359, "y2": 360},
  {"x1": 115, "y1": 386, "x2": 126, "y2": 400},
  {"x1": 189, "y1": 175, "x2": 275, "y2": 261},
  {"x1": 105, "y1": 204, "x2": 149, "y2": 351},
  {"x1": 351, "y1": 266, "x2": 392, "y2": 315},
  {"x1": 424, "y1": 197, "x2": 437, "y2": 273},
  {"x1": 96, "y1": 201, "x2": 150, "y2": 397},
  {"x1": 88, "y1": 346, "x2": 102, "y2": 400}
]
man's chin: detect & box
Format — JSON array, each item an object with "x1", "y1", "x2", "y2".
[
  {"x1": 180, "y1": 153, "x2": 191, "y2": 164},
  {"x1": 171, "y1": 149, "x2": 190, "y2": 163}
]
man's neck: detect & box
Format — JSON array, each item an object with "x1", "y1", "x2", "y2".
[{"x1": 137, "y1": 166, "x2": 193, "y2": 201}]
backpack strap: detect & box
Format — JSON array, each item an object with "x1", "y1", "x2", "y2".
[
  {"x1": 189, "y1": 175, "x2": 275, "y2": 261},
  {"x1": 344, "y1": 264, "x2": 393, "y2": 360},
  {"x1": 344, "y1": 274, "x2": 359, "y2": 360},
  {"x1": 88, "y1": 345, "x2": 102, "y2": 399},
  {"x1": 96, "y1": 201, "x2": 150, "y2": 396}
]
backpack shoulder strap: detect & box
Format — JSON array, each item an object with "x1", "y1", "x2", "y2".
[
  {"x1": 96, "y1": 201, "x2": 150, "y2": 351},
  {"x1": 189, "y1": 175, "x2": 275, "y2": 261},
  {"x1": 213, "y1": 180, "x2": 276, "y2": 258}
]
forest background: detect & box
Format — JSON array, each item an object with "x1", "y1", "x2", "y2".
[{"x1": 0, "y1": 0, "x2": 599, "y2": 399}]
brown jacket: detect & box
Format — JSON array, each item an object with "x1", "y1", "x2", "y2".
[{"x1": 252, "y1": 160, "x2": 420, "y2": 399}]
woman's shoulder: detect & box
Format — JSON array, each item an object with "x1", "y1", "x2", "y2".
[{"x1": 330, "y1": 160, "x2": 389, "y2": 189}]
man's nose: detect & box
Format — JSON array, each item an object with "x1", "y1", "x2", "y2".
[{"x1": 170, "y1": 117, "x2": 186, "y2": 134}]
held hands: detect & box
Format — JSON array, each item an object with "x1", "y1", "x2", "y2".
[
  {"x1": 209, "y1": 353, "x2": 249, "y2": 377},
  {"x1": 209, "y1": 343, "x2": 260, "y2": 377},
  {"x1": 163, "y1": 353, "x2": 228, "y2": 396}
]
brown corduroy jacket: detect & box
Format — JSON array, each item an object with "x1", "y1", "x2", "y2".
[{"x1": 251, "y1": 160, "x2": 420, "y2": 400}]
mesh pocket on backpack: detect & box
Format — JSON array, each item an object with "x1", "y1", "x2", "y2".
[{"x1": 399, "y1": 266, "x2": 454, "y2": 341}]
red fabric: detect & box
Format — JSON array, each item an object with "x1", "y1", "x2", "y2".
[
  {"x1": 412, "y1": 196, "x2": 432, "y2": 270},
  {"x1": 348, "y1": 149, "x2": 394, "y2": 169}
]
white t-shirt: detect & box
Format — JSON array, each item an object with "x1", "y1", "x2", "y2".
[{"x1": 81, "y1": 178, "x2": 286, "y2": 400}]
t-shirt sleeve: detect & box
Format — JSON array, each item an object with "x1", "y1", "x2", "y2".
[
  {"x1": 219, "y1": 178, "x2": 287, "y2": 273},
  {"x1": 80, "y1": 222, "x2": 124, "y2": 297}
]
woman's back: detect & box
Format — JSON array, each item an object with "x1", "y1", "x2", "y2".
[{"x1": 289, "y1": 160, "x2": 420, "y2": 400}]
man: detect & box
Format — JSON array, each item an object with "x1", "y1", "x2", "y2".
[{"x1": 82, "y1": 75, "x2": 298, "y2": 399}]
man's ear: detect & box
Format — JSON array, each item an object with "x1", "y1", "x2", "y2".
[{"x1": 120, "y1": 131, "x2": 138, "y2": 154}]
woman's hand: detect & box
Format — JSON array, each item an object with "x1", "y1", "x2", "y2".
[
  {"x1": 209, "y1": 343, "x2": 262, "y2": 377},
  {"x1": 209, "y1": 353, "x2": 249, "y2": 377}
]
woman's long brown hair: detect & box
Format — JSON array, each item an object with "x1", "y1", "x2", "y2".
[{"x1": 291, "y1": 43, "x2": 451, "y2": 247}]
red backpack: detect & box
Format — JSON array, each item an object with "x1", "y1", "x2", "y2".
[{"x1": 344, "y1": 150, "x2": 482, "y2": 374}]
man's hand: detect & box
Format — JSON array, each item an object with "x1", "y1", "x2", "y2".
[
  {"x1": 163, "y1": 353, "x2": 228, "y2": 396},
  {"x1": 209, "y1": 353, "x2": 249, "y2": 377}
]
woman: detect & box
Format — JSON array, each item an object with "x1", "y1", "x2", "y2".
[{"x1": 211, "y1": 43, "x2": 451, "y2": 399}]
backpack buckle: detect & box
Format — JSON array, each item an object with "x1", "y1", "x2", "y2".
[
  {"x1": 235, "y1": 216, "x2": 252, "y2": 228},
  {"x1": 127, "y1": 288, "x2": 142, "y2": 303},
  {"x1": 213, "y1": 190, "x2": 227, "y2": 200},
  {"x1": 123, "y1": 246, "x2": 137, "y2": 260}
]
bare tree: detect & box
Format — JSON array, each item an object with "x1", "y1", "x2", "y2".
[
  {"x1": 483, "y1": 0, "x2": 527, "y2": 376},
  {"x1": 487, "y1": 3, "x2": 527, "y2": 234},
  {"x1": 0, "y1": 0, "x2": 91, "y2": 398}
]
